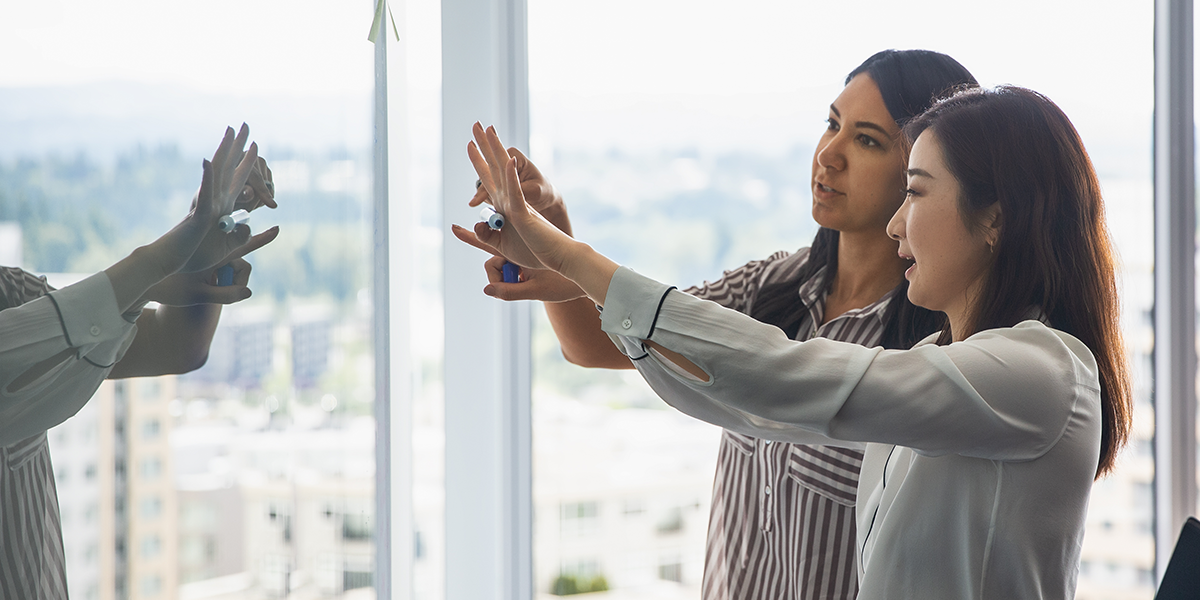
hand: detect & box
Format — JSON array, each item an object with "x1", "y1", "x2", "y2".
[
  {"x1": 469, "y1": 146, "x2": 562, "y2": 214},
  {"x1": 236, "y1": 156, "x2": 277, "y2": 211},
  {"x1": 451, "y1": 223, "x2": 586, "y2": 302},
  {"x1": 467, "y1": 123, "x2": 580, "y2": 272},
  {"x1": 147, "y1": 124, "x2": 260, "y2": 277},
  {"x1": 144, "y1": 226, "x2": 280, "y2": 306},
  {"x1": 482, "y1": 256, "x2": 586, "y2": 302}
]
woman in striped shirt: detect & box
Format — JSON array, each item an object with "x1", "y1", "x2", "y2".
[{"x1": 455, "y1": 50, "x2": 975, "y2": 599}]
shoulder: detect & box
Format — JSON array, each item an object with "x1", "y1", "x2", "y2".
[
  {"x1": 0, "y1": 267, "x2": 53, "y2": 309},
  {"x1": 683, "y1": 247, "x2": 807, "y2": 302},
  {"x1": 949, "y1": 321, "x2": 1100, "y2": 397}
]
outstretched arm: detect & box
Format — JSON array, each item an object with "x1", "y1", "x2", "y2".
[{"x1": 109, "y1": 225, "x2": 279, "y2": 378}]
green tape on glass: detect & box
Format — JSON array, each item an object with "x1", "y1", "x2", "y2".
[{"x1": 368, "y1": 0, "x2": 400, "y2": 43}]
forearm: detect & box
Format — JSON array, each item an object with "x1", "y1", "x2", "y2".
[
  {"x1": 108, "y1": 304, "x2": 222, "y2": 378},
  {"x1": 538, "y1": 200, "x2": 574, "y2": 236},
  {"x1": 545, "y1": 298, "x2": 633, "y2": 369}
]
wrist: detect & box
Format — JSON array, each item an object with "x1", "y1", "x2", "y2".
[
  {"x1": 559, "y1": 240, "x2": 619, "y2": 306},
  {"x1": 538, "y1": 197, "x2": 573, "y2": 236},
  {"x1": 105, "y1": 245, "x2": 169, "y2": 313}
]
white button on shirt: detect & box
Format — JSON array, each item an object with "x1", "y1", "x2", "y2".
[{"x1": 600, "y1": 266, "x2": 1102, "y2": 600}]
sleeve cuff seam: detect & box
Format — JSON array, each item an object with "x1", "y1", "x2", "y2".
[
  {"x1": 46, "y1": 293, "x2": 74, "y2": 347},
  {"x1": 646, "y1": 286, "x2": 677, "y2": 339}
]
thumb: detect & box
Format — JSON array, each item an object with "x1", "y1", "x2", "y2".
[{"x1": 200, "y1": 283, "x2": 253, "y2": 305}]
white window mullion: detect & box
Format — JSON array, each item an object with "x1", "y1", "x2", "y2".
[
  {"x1": 1153, "y1": 0, "x2": 1197, "y2": 583},
  {"x1": 441, "y1": 0, "x2": 533, "y2": 598}
]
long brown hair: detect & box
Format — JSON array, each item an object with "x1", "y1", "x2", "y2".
[
  {"x1": 903, "y1": 86, "x2": 1132, "y2": 478},
  {"x1": 750, "y1": 50, "x2": 976, "y2": 348}
]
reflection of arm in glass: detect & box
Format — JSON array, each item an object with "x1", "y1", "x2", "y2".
[
  {"x1": 109, "y1": 132, "x2": 278, "y2": 378},
  {"x1": 0, "y1": 125, "x2": 271, "y2": 439}
]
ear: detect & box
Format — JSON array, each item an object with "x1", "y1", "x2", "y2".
[{"x1": 981, "y1": 202, "x2": 1002, "y2": 249}]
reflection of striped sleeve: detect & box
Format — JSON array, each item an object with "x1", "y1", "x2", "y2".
[
  {"x1": 681, "y1": 250, "x2": 887, "y2": 600},
  {"x1": 0, "y1": 266, "x2": 53, "y2": 310},
  {"x1": 0, "y1": 266, "x2": 68, "y2": 600}
]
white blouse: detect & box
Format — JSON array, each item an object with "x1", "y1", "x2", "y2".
[{"x1": 599, "y1": 266, "x2": 1101, "y2": 600}]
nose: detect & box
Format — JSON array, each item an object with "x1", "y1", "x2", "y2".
[
  {"x1": 887, "y1": 198, "x2": 907, "y2": 241},
  {"x1": 816, "y1": 131, "x2": 848, "y2": 172}
]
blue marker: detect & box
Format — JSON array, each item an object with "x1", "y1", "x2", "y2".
[
  {"x1": 502, "y1": 262, "x2": 520, "y2": 284},
  {"x1": 216, "y1": 264, "x2": 235, "y2": 286}
]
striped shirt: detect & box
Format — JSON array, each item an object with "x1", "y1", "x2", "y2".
[
  {"x1": 685, "y1": 248, "x2": 894, "y2": 600},
  {"x1": 0, "y1": 267, "x2": 70, "y2": 600},
  {"x1": 1, "y1": 267, "x2": 135, "y2": 600}
]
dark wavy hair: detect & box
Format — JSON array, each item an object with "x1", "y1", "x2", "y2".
[
  {"x1": 750, "y1": 50, "x2": 977, "y2": 349},
  {"x1": 903, "y1": 86, "x2": 1132, "y2": 478}
]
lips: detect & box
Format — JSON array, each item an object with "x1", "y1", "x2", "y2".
[
  {"x1": 898, "y1": 252, "x2": 916, "y2": 278},
  {"x1": 813, "y1": 180, "x2": 842, "y2": 200}
]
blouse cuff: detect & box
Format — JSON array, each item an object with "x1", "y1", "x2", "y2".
[
  {"x1": 46, "y1": 272, "x2": 137, "y2": 364},
  {"x1": 599, "y1": 266, "x2": 676, "y2": 340}
]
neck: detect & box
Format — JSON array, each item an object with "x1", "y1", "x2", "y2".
[{"x1": 827, "y1": 228, "x2": 908, "y2": 305}]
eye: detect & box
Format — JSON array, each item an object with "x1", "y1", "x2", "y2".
[
  {"x1": 857, "y1": 134, "x2": 881, "y2": 148},
  {"x1": 904, "y1": 187, "x2": 920, "y2": 197},
  {"x1": 825, "y1": 117, "x2": 840, "y2": 132}
]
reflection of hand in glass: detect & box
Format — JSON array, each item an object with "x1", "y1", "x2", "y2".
[
  {"x1": 236, "y1": 156, "x2": 277, "y2": 211},
  {"x1": 105, "y1": 124, "x2": 261, "y2": 312},
  {"x1": 144, "y1": 226, "x2": 280, "y2": 307}
]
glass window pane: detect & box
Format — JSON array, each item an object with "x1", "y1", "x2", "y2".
[
  {"x1": 528, "y1": 1, "x2": 1153, "y2": 598},
  {"x1": 1, "y1": 2, "x2": 378, "y2": 598}
]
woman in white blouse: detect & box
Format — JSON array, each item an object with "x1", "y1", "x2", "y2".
[
  {"x1": 0, "y1": 125, "x2": 274, "y2": 599},
  {"x1": 464, "y1": 86, "x2": 1133, "y2": 599}
]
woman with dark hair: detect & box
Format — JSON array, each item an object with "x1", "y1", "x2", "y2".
[
  {"x1": 465, "y1": 84, "x2": 1133, "y2": 598},
  {"x1": 455, "y1": 50, "x2": 975, "y2": 599}
]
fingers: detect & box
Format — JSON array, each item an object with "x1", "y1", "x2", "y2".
[
  {"x1": 257, "y1": 157, "x2": 277, "y2": 209},
  {"x1": 469, "y1": 184, "x2": 490, "y2": 208},
  {"x1": 228, "y1": 226, "x2": 280, "y2": 261},
  {"x1": 450, "y1": 223, "x2": 501, "y2": 256},
  {"x1": 223, "y1": 224, "x2": 253, "y2": 256},
  {"x1": 483, "y1": 126, "x2": 511, "y2": 170},
  {"x1": 194, "y1": 159, "x2": 215, "y2": 218},
  {"x1": 467, "y1": 140, "x2": 494, "y2": 194},
  {"x1": 506, "y1": 147, "x2": 540, "y2": 181},
  {"x1": 232, "y1": 142, "x2": 259, "y2": 193},
  {"x1": 229, "y1": 257, "x2": 253, "y2": 288},
  {"x1": 239, "y1": 156, "x2": 276, "y2": 211},
  {"x1": 503, "y1": 157, "x2": 530, "y2": 218}
]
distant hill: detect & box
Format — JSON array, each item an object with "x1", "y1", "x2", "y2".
[{"x1": 0, "y1": 81, "x2": 371, "y2": 162}]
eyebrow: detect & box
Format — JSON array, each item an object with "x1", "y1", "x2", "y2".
[
  {"x1": 829, "y1": 104, "x2": 895, "y2": 139},
  {"x1": 906, "y1": 168, "x2": 934, "y2": 179}
]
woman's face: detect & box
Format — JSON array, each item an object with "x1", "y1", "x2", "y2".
[
  {"x1": 886, "y1": 131, "x2": 997, "y2": 334},
  {"x1": 810, "y1": 74, "x2": 907, "y2": 235}
]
